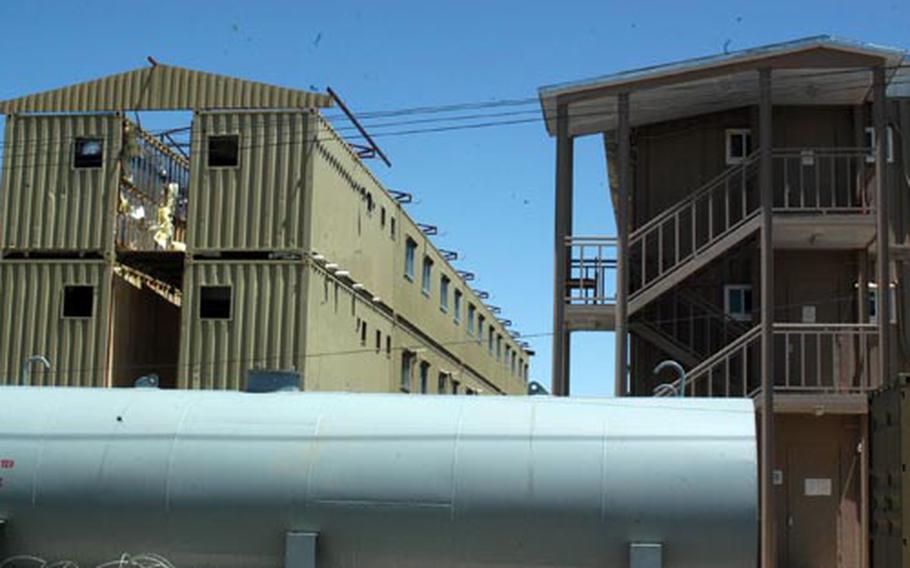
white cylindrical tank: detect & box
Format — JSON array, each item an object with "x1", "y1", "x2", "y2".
[{"x1": 0, "y1": 387, "x2": 757, "y2": 567}]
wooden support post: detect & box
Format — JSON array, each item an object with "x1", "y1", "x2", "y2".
[
  {"x1": 616, "y1": 92, "x2": 631, "y2": 397},
  {"x1": 860, "y1": 418, "x2": 870, "y2": 568},
  {"x1": 873, "y1": 66, "x2": 891, "y2": 387},
  {"x1": 552, "y1": 101, "x2": 574, "y2": 396},
  {"x1": 758, "y1": 67, "x2": 776, "y2": 568}
]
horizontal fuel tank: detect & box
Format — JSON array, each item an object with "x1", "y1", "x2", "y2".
[{"x1": 0, "y1": 387, "x2": 757, "y2": 568}]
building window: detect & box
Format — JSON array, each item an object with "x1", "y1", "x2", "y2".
[
  {"x1": 360, "y1": 321, "x2": 367, "y2": 346},
  {"x1": 477, "y1": 315, "x2": 485, "y2": 344},
  {"x1": 511, "y1": 352, "x2": 517, "y2": 375},
  {"x1": 488, "y1": 327, "x2": 494, "y2": 354},
  {"x1": 724, "y1": 284, "x2": 753, "y2": 322},
  {"x1": 725, "y1": 129, "x2": 752, "y2": 165},
  {"x1": 437, "y1": 372, "x2": 449, "y2": 394},
  {"x1": 451, "y1": 379, "x2": 460, "y2": 395},
  {"x1": 864, "y1": 126, "x2": 895, "y2": 164},
  {"x1": 73, "y1": 138, "x2": 104, "y2": 169},
  {"x1": 199, "y1": 286, "x2": 232, "y2": 320},
  {"x1": 465, "y1": 387, "x2": 476, "y2": 395},
  {"x1": 404, "y1": 237, "x2": 417, "y2": 281},
  {"x1": 380, "y1": 207, "x2": 386, "y2": 228},
  {"x1": 505, "y1": 345, "x2": 511, "y2": 369},
  {"x1": 421, "y1": 256, "x2": 433, "y2": 296},
  {"x1": 453, "y1": 290, "x2": 463, "y2": 324},
  {"x1": 419, "y1": 361, "x2": 430, "y2": 394},
  {"x1": 467, "y1": 303, "x2": 476, "y2": 334},
  {"x1": 390, "y1": 217, "x2": 396, "y2": 240},
  {"x1": 496, "y1": 334, "x2": 502, "y2": 361},
  {"x1": 208, "y1": 135, "x2": 240, "y2": 168},
  {"x1": 62, "y1": 285, "x2": 94, "y2": 318},
  {"x1": 869, "y1": 285, "x2": 897, "y2": 324},
  {"x1": 401, "y1": 351, "x2": 415, "y2": 392},
  {"x1": 386, "y1": 336, "x2": 391, "y2": 358},
  {"x1": 440, "y1": 275, "x2": 450, "y2": 312},
  {"x1": 375, "y1": 330, "x2": 381, "y2": 353}
]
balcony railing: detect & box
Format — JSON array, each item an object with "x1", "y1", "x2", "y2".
[
  {"x1": 655, "y1": 323, "x2": 879, "y2": 397},
  {"x1": 772, "y1": 148, "x2": 872, "y2": 214},
  {"x1": 565, "y1": 236, "x2": 617, "y2": 305}
]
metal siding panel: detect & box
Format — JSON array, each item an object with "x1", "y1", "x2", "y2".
[
  {"x1": 0, "y1": 260, "x2": 111, "y2": 387},
  {"x1": 0, "y1": 66, "x2": 331, "y2": 113},
  {"x1": 179, "y1": 261, "x2": 303, "y2": 390},
  {"x1": 187, "y1": 111, "x2": 308, "y2": 252},
  {"x1": 1, "y1": 114, "x2": 119, "y2": 253}
]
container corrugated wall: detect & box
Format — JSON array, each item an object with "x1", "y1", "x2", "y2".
[
  {"x1": 187, "y1": 111, "x2": 310, "y2": 252},
  {"x1": 0, "y1": 65, "x2": 332, "y2": 113},
  {"x1": 1, "y1": 114, "x2": 120, "y2": 253},
  {"x1": 0, "y1": 260, "x2": 112, "y2": 386},
  {"x1": 178, "y1": 261, "x2": 306, "y2": 390}
]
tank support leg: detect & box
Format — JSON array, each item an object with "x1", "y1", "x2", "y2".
[
  {"x1": 629, "y1": 543, "x2": 662, "y2": 568},
  {"x1": 285, "y1": 532, "x2": 317, "y2": 568}
]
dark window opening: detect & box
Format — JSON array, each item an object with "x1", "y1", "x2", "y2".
[
  {"x1": 375, "y1": 330, "x2": 382, "y2": 353},
  {"x1": 208, "y1": 135, "x2": 240, "y2": 168},
  {"x1": 200, "y1": 286, "x2": 232, "y2": 320},
  {"x1": 74, "y1": 138, "x2": 104, "y2": 169},
  {"x1": 63, "y1": 285, "x2": 94, "y2": 318}
]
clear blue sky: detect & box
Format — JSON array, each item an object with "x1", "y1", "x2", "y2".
[{"x1": 0, "y1": 1, "x2": 905, "y2": 396}]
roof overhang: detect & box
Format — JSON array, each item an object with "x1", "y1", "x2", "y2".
[
  {"x1": 539, "y1": 36, "x2": 907, "y2": 137},
  {"x1": 0, "y1": 64, "x2": 333, "y2": 114}
]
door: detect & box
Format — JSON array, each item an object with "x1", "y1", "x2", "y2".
[{"x1": 787, "y1": 442, "x2": 840, "y2": 568}]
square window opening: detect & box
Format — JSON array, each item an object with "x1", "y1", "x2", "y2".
[
  {"x1": 725, "y1": 129, "x2": 752, "y2": 165},
  {"x1": 74, "y1": 138, "x2": 104, "y2": 169},
  {"x1": 62, "y1": 285, "x2": 94, "y2": 318},
  {"x1": 208, "y1": 135, "x2": 240, "y2": 168},
  {"x1": 200, "y1": 286, "x2": 232, "y2": 320},
  {"x1": 724, "y1": 285, "x2": 753, "y2": 322}
]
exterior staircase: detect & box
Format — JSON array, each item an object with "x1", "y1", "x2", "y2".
[{"x1": 628, "y1": 153, "x2": 761, "y2": 316}]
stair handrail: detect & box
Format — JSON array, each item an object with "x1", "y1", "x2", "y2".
[
  {"x1": 676, "y1": 289, "x2": 752, "y2": 336},
  {"x1": 655, "y1": 324, "x2": 762, "y2": 397},
  {"x1": 631, "y1": 150, "x2": 761, "y2": 240}
]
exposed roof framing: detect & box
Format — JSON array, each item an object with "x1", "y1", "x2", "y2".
[
  {"x1": 538, "y1": 36, "x2": 907, "y2": 136},
  {"x1": 0, "y1": 64, "x2": 332, "y2": 114}
]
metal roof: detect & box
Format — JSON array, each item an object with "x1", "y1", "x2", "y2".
[
  {"x1": 0, "y1": 64, "x2": 333, "y2": 114},
  {"x1": 538, "y1": 36, "x2": 907, "y2": 136}
]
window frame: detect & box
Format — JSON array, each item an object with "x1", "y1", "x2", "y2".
[
  {"x1": 400, "y1": 350, "x2": 415, "y2": 393},
  {"x1": 864, "y1": 126, "x2": 895, "y2": 164},
  {"x1": 725, "y1": 128, "x2": 752, "y2": 165},
  {"x1": 421, "y1": 256, "x2": 434, "y2": 296},
  {"x1": 72, "y1": 137, "x2": 104, "y2": 170},
  {"x1": 404, "y1": 237, "x2": 417, "y2": 281},
  {"x1": 207, "y1": 134, "x2": 241, "y2": 169},
  {"x1": 61, "y1": 284, "x2": 95, "y2": 319},
  {"x1": 723, "y1": 284, "x2": 753, "y2": 322},
  {"x1": 199, "y1": 285, "x2": 233, "y2": 321},
  {"x1": 440, "y1": 275, "x2": 450, "y2": 312},
  {"x1": 868, "y1": 285, "x2": 898, "y2": 325},
  {"x1": 419, "y1": 361, "x2": 430, "y2": 394},
  {"x1": 467, "y1": 303, "x2": 476, "y2": 335},
  {"x1": 453, "y1": 289, "x2": 463, "y2": 324}
]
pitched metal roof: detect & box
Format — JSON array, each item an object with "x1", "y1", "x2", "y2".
[
  {"x1": 0, "y1": 64, "x2": 333, "y2": 114},
  {"x1": 538, "y1": 36, "x2": 907, "y2": 136}
]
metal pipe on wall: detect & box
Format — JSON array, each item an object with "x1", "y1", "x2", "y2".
[{"x1": 0, "y1": 388, "x2": 758, "y2": 568}]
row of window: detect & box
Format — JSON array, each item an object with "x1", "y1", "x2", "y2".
[
  {"x1": 400, "y1": 350, "x2": 478, "y2": 395},
  {"x1": 404, "y1": 235, "x2": 527, "y2": 381}
]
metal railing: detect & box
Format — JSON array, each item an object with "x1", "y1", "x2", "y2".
[
  {"x1": 772, "y1": 148, "x2": 872, "y2": 214},
  {"x1": 565, "y1": 236, "x2": 617, "y2": 305},
  {"x1": 116, "y1": 120, "x2": 190, "y2": 251},
  {"x1": 637, "y1": 288, "x2": 753, "y2": 361},
  {"x1": 628, "y1": 152, "x2": 761, "y2": 300},
  {"x1": 655, "y1": 323, "x2": 880, "y2": 398}
]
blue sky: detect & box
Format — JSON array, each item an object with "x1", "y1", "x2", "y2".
[{"x1": 0, "y1": 1, "x2": 906, "y2": 396}]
